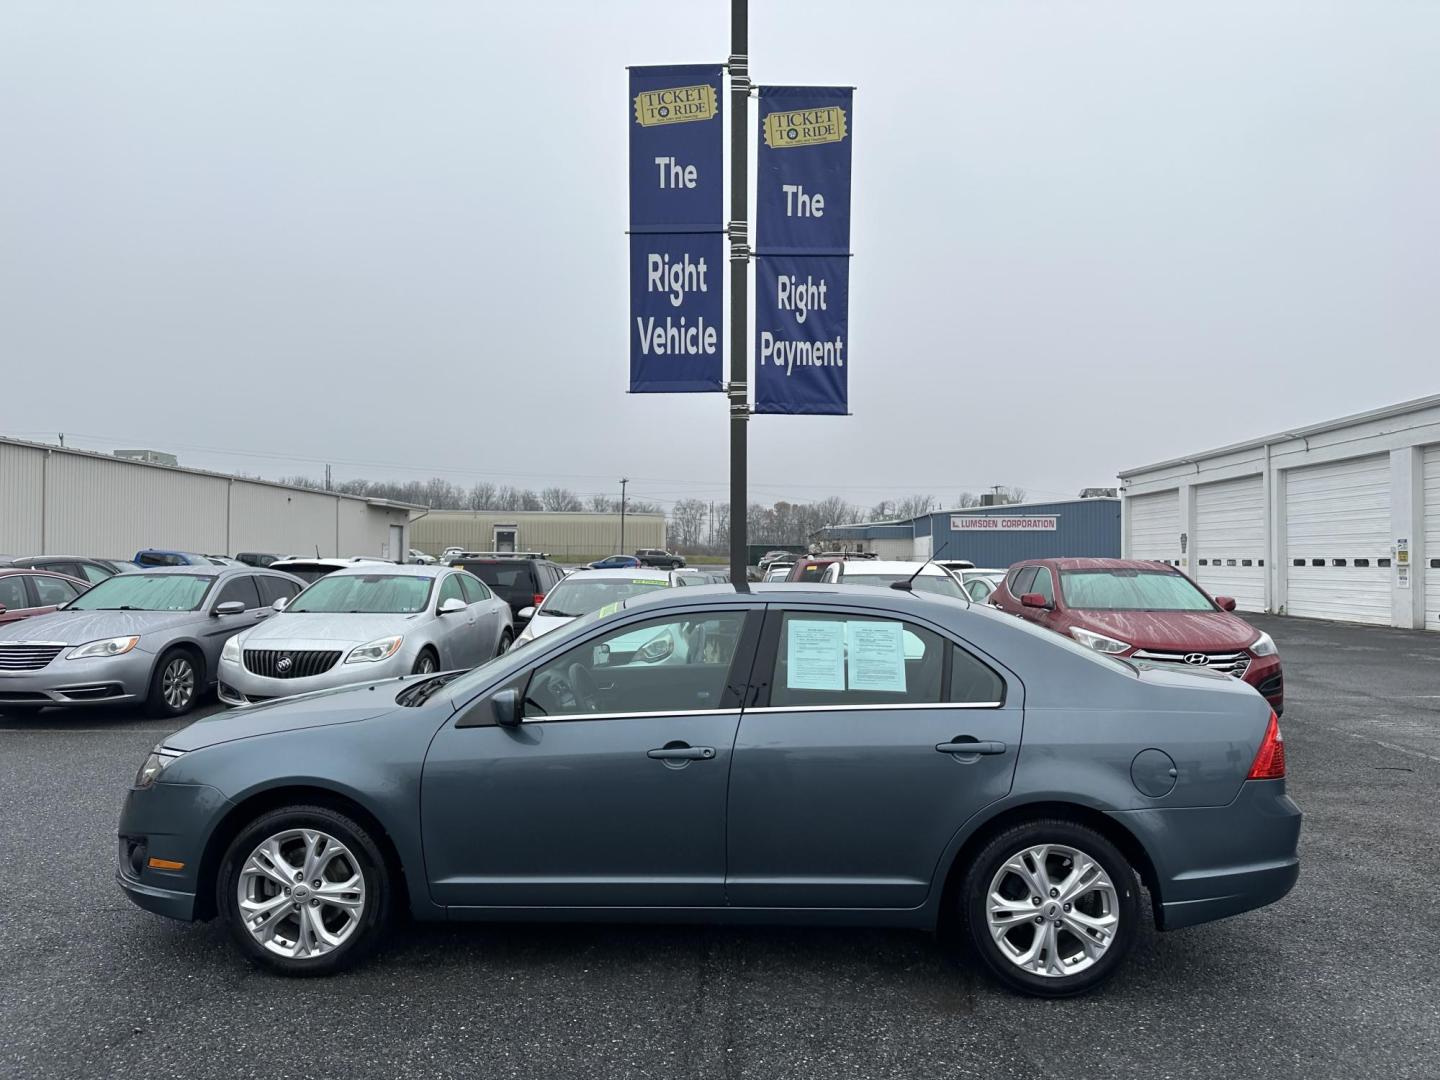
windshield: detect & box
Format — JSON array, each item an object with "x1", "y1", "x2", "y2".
[
  {"x1": 67, "y1": 573, "x2": 214, "y2": 611},
  {"x1": 539, "y1": 577, "x2": 671, "y2": 618},
  {"x1": 1060, "y1": 570, "x2": 1214, "y2": 611},
  {"x1": 288, "y1": 574, "x2": 433, "y2": 614},
  {"x1": 842, "y1": 572, "x2": 966, "y2": 599}
]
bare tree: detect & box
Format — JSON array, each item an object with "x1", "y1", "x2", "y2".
[
  {"x1": 893, "y1": 494, "x2": 935, "y2": 521},
  {"x1": 467, "y1": 482, "x2": 497, "y2": 510},
  {"x1": 540, "y1": 487, "x2": 582, "y2": 512},
  {"x1": 669, "y1": 499, "x2": 708, "y2": 550},
  {"x1": 991, "y1": 485, "x2": 1026, "y2": 505}
]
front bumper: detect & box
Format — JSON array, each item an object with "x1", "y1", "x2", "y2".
[
  {"x1": 218, "y1": 651, "x2": 408, "y2": 706},
  {"x1": 1110, "y1": 777, "x2": 1301, "y2": 931},
  {"x1": 117, "y1": 780, "x2": 233, "y2": 923},
  {"x1": 0, "y1": 650, "x2": 154, "y2": 706}
]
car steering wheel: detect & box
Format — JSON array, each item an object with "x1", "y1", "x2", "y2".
[{"x1": 567, "y1": 663, "x2": 602, "y2": 712}]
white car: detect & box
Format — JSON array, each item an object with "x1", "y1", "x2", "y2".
[
  {"x1": 817, "y1": 559, "x2": 969, "y2": 600},
  {"x1": 511, "y1": 568, "x2": 687, "y2": 648},
  {"x1": 408, "y1": 549, "x2": 437, "y2": 565},
  {"x1": 942, "y1": 567, "x2": 1006, "y2": 602}
]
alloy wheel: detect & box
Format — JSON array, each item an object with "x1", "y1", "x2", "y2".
[
  {"x1": 161, "y1": 658, "x2": 195, "y2": 710},
  {"x1": 237, "y1": 828, "x2": 367, "y2": 959},
  {"x1": 986, "y1": 843, "x2": 1119, "y2": 978},
  {"x1": 414, "y1": 653, "x2": 437, "y2": 675}
]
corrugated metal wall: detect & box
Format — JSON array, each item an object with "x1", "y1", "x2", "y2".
[
  {"x1": 412, "y1": 511, "x2": 666, "y2": 559},
  {"x1": 929, "y1": 499, "x2": 1122, "y2": 568},
  {"x1": 0, "y1": 438, "x2": 412, "y2": 560},
  {"x1": 0, "y1": 442, "x2": 45, "y2": 553}
]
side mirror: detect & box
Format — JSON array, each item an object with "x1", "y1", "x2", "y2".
[
  {"x1": 214, "y1": 600, "x2": 246, "y2": 616},
  {"x1": 492, "y1": 688, "x2": 521, "y2": 727},
  {"x1": 438, "y1": 597, "x2": 467, "y2": 615},
  {"x1": 272, "y1": 597, "x2": 288, "y2": 612},
  {"x1": 1215, "y1": 596, "x2": 1237, "y2": 612},
  {"x1": 1020, "y1": 593, "x2": 1052, "y2": 610},
  {"x1": 517, "y1": 606, "x2": 536, "y2": 621}
]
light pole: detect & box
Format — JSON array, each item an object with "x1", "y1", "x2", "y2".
[
  {"x1": 728, "y1": 0, "x2": 750, "y2": 589},
  {"x1": 619, "y1": 477, "x2": 629, "y2": 555}
]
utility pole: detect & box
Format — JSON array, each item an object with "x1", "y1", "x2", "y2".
[
  {"x1": 325, "y1": 463, "x2": 332, "y2": 491},
  {"x1": 619, "y1": 477, "x2": 629, "y2": 555},
  {"x1": 728, "y1": 0, "x2": 750, "y2": 589}
]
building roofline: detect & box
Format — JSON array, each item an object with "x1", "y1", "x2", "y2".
[
  {"x1": 0, "y1": 435, "x2": 426, "y2": 511},
  {"x1": 1117, "y1": 393, "x2": 1440, "y2": 479},
  {"x1": 822, "y1": 496, "x2": 1119, "y2": 532}
]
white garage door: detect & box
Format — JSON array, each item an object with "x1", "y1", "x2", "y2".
[
  {"x1": 1126, "y1": 491, "x2": 1180, "y2": 564},
  {"x1": 1194, "y1": 475, "x2": 1266, "y2": 611},
  {"x1": 1285, "y1": 455, "x2": 1391, "y2": 624},
  {"x1": 1424, "y1": 445, "x2": 1440, "y2": 631}
]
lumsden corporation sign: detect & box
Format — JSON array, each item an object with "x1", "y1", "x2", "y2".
[{"x1": 951, "y1": 516, "x2": 1058, "y2": 532}]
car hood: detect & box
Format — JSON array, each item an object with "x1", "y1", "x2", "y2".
[
  {"x1": 165, "y1": 680, "x2": 402, "y2": 751},
  {"x1": 522, "y1": 612, "x2": 576, "y2": 641},
  {"x1": 241, "y1": 611, "x2": 421, "y2": 646},
  {"x1": 1071, "y1": 610, "x2": 1261, "y2": 652},
  {"x1": 0, "y1": 607, "x2": 200, "y2": 644}
]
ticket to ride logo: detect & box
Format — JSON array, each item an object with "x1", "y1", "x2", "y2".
[
  {"x1": 634, "y1": 84, "x2": 718, "y2": 126},
  {"x1": 763, "y1": 106, "x2": 848, "y2": 149}
]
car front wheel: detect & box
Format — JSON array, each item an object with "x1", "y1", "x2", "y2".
[
  {"x1": 962, "y1": 819, "x2": 1138, "y2": 997},
  {"x1": 218, "y1": 804, "x2": 392, "y2": 976},
  {"x1": 145, "y1": 648, "x2": 200, "y2": 718}
]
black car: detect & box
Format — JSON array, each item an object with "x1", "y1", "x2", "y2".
[
  {"x1": 635, "y1": 547, "x2": 687, "y2": 570},
  {"x1": 235, "y1": 552, "x2": 291, "y2": 568},
  {"x1": 0, "y1": 555, "x2": 133, "y2": 585},
  {"x1": 450, "y1": 554, "x2": 566, "y2": 626}
]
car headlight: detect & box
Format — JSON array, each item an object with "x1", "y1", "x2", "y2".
[
  {"x1": 636, "y1": 632, "x2": 674, "y2": 663},
  {"x1": 1250, "y1": 631, "x2": 1278, "y2": 657},
  {"x1": 221, "y1": 635, "x2": 241, "y2": 664},
  {"x1": 67, "y1": 636, "x2": 140, "y2": 660},
  {"x1": 134, "y1": 746, "x2": 185, "y2": 788},
  {"x1": 1069, "y1": 627, "x2": 1131, "y2": 654},
  {"x1": 344, "y1": 635, "x2": 404, "y2": 664}
]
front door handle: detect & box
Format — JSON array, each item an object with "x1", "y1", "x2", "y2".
[
  {"x1": 936, "y1": 740, "x2": 1006, "y2": 755},
  {"x1": 647, "y1": 745, "x2": 716, "y2": 761}
]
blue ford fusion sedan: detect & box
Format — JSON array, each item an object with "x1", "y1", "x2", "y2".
[{"x1": 117, "y1": 584, "x2": 1299, "y2": 997}]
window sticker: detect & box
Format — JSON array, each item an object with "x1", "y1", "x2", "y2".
[
  {"x1": 786, "y1": 619, "x2": 845, "y2": 690},
  {"x1": 847, "y1": 621, "x2": 907, "y2": 693}
]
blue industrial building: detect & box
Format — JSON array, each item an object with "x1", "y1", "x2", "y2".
[{"x1": 816, "y1": 498, "x2": 1120, "y2": 568}]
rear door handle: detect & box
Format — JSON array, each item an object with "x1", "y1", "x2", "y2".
[
  {"x1": 647, "y1": 746, "x2": 716, "y2": 761},
  {"x1": 936, "y1": 740, "x2": 1006, "y2": 755}
]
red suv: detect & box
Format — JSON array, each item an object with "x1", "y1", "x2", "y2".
[{"x1": 989, "y1": 557, "x2": 1283, "y2": 714}]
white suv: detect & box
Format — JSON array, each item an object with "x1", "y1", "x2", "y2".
[{"x1": 818, "y1": 559, "x2": 969, "y2": 600}]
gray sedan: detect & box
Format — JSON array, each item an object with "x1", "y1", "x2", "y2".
[
  {"x1": 116, "y1": 584, "x2": 1299, "y2": 997},
  {"x1": 0, "y1": 566, "x2": 304, "y2": 717},
  {"x1": 217, "y1": 564, "x2": 511, "y2": 706}
]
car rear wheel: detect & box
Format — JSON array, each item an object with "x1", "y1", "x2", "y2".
[
  {"x1": 962, "y1": 819, "x2": 1138, "y2": 997},
  {"x1": 218, "y1": 804, "x2": 392, "y2": 976},
  {"x1": 495, "y1": 630, "x2": 513, "y2": 657},
  {"x1": 145, "y1": 648, "x2": 200, "y2": 718}
]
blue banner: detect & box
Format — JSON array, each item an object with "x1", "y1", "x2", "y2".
[
  {"x1": 630, "y1": 232, "x2": 723, "y2": 393},
  {"x1": 755, "y1": 254, "x2": 848, "y2": 415},
  {"x1": 629, "y1": 64, "x2": 724, "y2": 392},
  {"x1": 755, "y1": 87, "x2": 853, "y2": 256},
  {"x1": 628, "y1": 65, "x2": 724, "y2": 234},
  {"x1": 754, "y1": 87, "x2": 853, "y2": 414}
]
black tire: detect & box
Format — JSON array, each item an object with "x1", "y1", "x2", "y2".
[
  {"x1": 411, "y1": 649, "x2": 438, "y2": 676},
  {"x1": 145, "y1": 647, "x2": 201, "y2": 718},
  {"x1": 496, "y1": 629, "x2": 513, "y2": 657},
  {"x1": 962, "y1": 818, "x2": 1138, "y2": 998},
  {"x1": 217, "y1": 803, "x2": 393, "y2": 976}
]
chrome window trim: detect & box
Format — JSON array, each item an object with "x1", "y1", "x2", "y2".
[
  {"x1": 523, "y1": 707, "x2": 741, "y2": 724},
  {"x1": 745, "y1": 701, "x2": 1003, "y2": 714}
]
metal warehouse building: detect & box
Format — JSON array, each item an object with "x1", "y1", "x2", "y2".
[
  {"x1": 0, "y1": 437, "x2": 419, "y2": 561},
  {"x1": 411, "y1": 510, "x2": 667, "y2": 563},
  {"x1": 817, "y1": 498, "x2": 1121, "y2": 567},
  {"x1": 1119, "y1": 394, "x2": 1440, "y2": 628}
]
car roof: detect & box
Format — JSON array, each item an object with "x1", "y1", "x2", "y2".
[
  {"x1": 134, "y1": 564, "x2": 236, "y2": 576},
  {"x1": 321, "y1": 563, "x2": 445, "y2": 578},
  {"x1": 0, "y1": 566, "x2": 86, "y2": 581},
  {"x1": 1024, "y1": 558, "x2": 1177, "y2": 572},
  {"x1": 270, "y1": 557, "x2": 389, "y2": 569},
  {"x1": 840, "y1": 560, "x2": 952, "y2": 576},
  {"x1": 618, "y1": 582, "x2": 985, "y2": 619},
  {"x1": 560, "y1": 568, "x2": 676, "y2": 581}
]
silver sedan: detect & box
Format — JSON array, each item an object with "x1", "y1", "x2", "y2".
[{"x1": 217, "y1": 565, "x2": 511, "y2": 706}]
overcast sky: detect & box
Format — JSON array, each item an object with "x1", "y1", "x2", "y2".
[{"x1": 2, "y1": 1, "x2": 1436, "y2": 512}]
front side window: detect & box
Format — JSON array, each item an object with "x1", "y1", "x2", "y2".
[
  {"x1": 68, "y1": 573, "x2": 214, "y2": 611},
  {"x1": 0, "y1": 576, "x2": 28, "y2": 611},
  {"x1": 537, "y1": 576, "x2": 672, "y2": 619},
  {"x1": 1008, "y1": 566, "x2": 1039, "y2": 597},
  {"x1": 31, "y1": 575, "x2": 82, "y2": 606},
  {"x1": 214, "y1": 576, "x2": 262, "y2": 610},
  {"x1": 769, "y1": 611, "x2": 945, "y2": 708},
  {"x1": 288, "y1": 574, "x2": 433, "y2": 615},
  {"x1": 1059, "y1": 570, "x2": 1213, "y2": 612},
  {"x1": 79, "y1": 563, "x2": 114, "y2": 584},
  {"x1": 521, "y1": 611, "x2": 747, "y2": 719},
  {"x1": 438, "y1": 575, "x2": 465, "y2": 609},
  {"x1": 1032, "y1": 568, "x2": 1055, "y2": 605}
]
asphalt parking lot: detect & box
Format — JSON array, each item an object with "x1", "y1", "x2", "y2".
[{"x1": 2, "y1": 614, "x2": 1437, "y2": 1080}]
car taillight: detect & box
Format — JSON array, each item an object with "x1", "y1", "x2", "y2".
[
  {"x1": 1247, "y1": 711, "x2": 1286, "y2": 780},
  {"x1": 533, "y1": 593, "x2": 546, "y2": 608}
]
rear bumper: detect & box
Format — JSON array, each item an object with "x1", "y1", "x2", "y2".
[{"x1": 1109, "y1": 778, "x2": 1301, "y2": 931}]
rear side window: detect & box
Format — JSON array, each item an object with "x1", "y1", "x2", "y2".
[
  {"x1": 78, "y1": 563, "x2": 113, "y2": 584},
  {"x1": 31, "y1": 575, "x2": 82, "y2": 606},
  {"x1": 257, "y1": 576, "x2": 301, "y2": 605},
  {"x1": 458, "y1": 574, "x2": 490, "y2": 603},
  {"x1": 0, "y1": 576, "x2": 28, "y2": 611},
  {"x1": 769, "y1": 611, "x2": 945, "y2": 707}
]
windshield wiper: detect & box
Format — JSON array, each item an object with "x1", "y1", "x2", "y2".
[
  {"x1": 397, "y1": 671, "x2": 457, "y2": 707},
  {"x1": 540, "y1": 610, "x2": 579, "y2": 618},
  {"x1": 96, "y1": 606, "x2": 145, "y2": 611}
]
